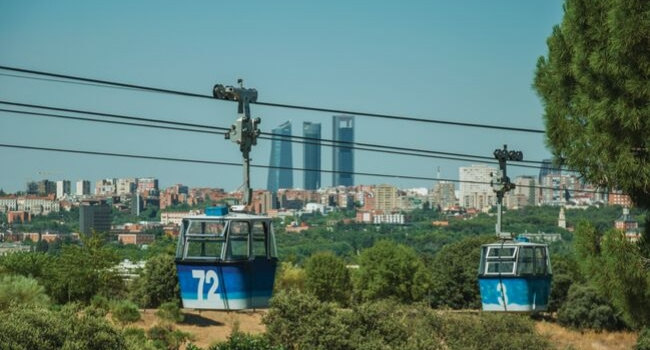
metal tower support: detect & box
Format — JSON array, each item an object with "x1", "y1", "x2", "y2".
[
  {"x1": 213, "y1": 80, "x2": 261, "y2": 206},
  {"x1": 490, "y1": 144, "x2": 523, "y2": 239}
]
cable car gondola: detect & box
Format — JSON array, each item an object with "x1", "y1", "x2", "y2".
[
  {"x1": 478, "y1": 238, "x2": 552, "y2": 312},
  {"x1": 175, "y1": 206, "x2": 278, "y2": 310},
  {"x1": 477, "y1": 145, "x2": 552, "y2": 312}
]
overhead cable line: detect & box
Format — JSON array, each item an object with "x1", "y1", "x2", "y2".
[
  {"x1": 0, "y1": 100, "x2": 552, "y2": 169},
  {"x1": 0, "y1": 143, "x2": 467, "y2": 184},
  {"x1": 0, "y1": 142, "x2": 596, "y2": 193},
  {"x1": 0, "y1": 65, "x2": 546, "y2": 133},
  {"x1": 0, "y1": 100, "x2": 553, "y2": 171},
  {"x1": 0, "y1": 107, "x2": 505, "y2": 167}
]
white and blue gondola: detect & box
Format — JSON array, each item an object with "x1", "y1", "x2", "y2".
[
  {"x1": 478, "y1": 238, "x2": 552, "y2": 312},
  {"x1": 175, "y1": 206, "x2": 278, "y2": 310}
]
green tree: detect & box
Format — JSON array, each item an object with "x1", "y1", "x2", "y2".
[
  {"x1": 304, "y1": 251, "x2": 352, "y2": 306},
  {"x1": 47, "y1": 233, "x2": 125, "y2": 304},
  {"x1": 534, "y1": 0, "x2": 650, "y2": 208},
  {"x1": 429, "y1": 235, "x2": 493, "y2": 309},
  {"x1": 574, "y1": 223, "x2": 650, "y2": 328},
  {"x1": 0, "y1": 305, "x2": 127, "y2": 350},
  {"x1": 273, "y1": 261, "x2": 305, "y2": 293},
  {"x1": 0, "y1": 275, "x2": 50, "y2": 310},
  {"x1": 557, "y1": 283, "x2": 624, "y2": 331},
  {"x1": 0, "y1": 251, "x2": 51, "y2": 279},
  {"x1": 130, "y1": 253, "x2": 179, "y2": 308},
  {"x1": 354, "y1": 240, "x2": 431, "y2": 303}
]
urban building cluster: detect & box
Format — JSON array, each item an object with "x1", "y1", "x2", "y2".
[{"x1": 0, "y1": 115, "x2": 637, "y2": 247}]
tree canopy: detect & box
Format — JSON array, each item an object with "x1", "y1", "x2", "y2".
[{"x1": 534, "y1": 0, "x2": 650, "y2": 207}]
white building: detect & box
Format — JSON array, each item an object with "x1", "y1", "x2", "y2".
[
  {"x1": 160, "y1": 210, "x2": 201, "y2": 225},
  {"x1": 459, "y1": 164, "x2": 497, "y2": 210},
  {"x1": 56, "y1": 180, "x2": 71, "y2": 199},
  {"x1": 95, "y1": 178, "x2": 116, "y2": 196},
  {"x1": 17, "y1": 197, "x2": 60, "y2": 215},
  {"x1": 76, "y1": 180, "x2": 91, "y2": 196},
  {"x1": 116, "y1": 178, "x2": 137, "y2": 196}
]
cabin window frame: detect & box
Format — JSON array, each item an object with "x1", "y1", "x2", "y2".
[
  {"x1": 178, "y1": 219, "x2": 227, "y2": 261},
  {"x1": 484, "y1": 246, "x2": 517, "y2": 275}
]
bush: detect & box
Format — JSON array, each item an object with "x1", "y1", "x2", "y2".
[
  {"x1": 637, "y1": 327, "x2": 650, "y2": 350},
  {"x1": 263, "y1": 290, "x2": 348, "y2": 350},
  {"x1": 112, "y1": 300, "x2": 141, "y2": 326},
  {"x1": 558, "y1": 284, "x2": 624, "y2": 331},
  {"x1": 0, "y1": 304, "x2": 127, "y2": 350},
  {"x1": 208, "y1": 330, "x2": 281, "y2": 350},
  {"x1": 147, "y1": 323, "x2": 193, "y2": 350},
  {"x1": 156, "y1": 300, "x2": 184, "y2": 323},
  {"x1": 441, "y1": 312, "x2": 550, "y2": 350},
  {"x1": 263, "y1": 289, "x2": 550, "y2": 350}
]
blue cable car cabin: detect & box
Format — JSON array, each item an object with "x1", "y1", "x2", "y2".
[
  {"x1": 478, "y1": 240, "x2": 552, "y2": 312},
  {"x1": 175, "y1": 206, "x2": 278, "y2": 310}
]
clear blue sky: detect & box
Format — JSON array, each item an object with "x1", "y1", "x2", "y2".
[{"x1": 0, "y1": 0, "x2": 564, "y2": 193}]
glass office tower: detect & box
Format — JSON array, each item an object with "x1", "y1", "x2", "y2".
[
  {"x1": 267, "y1": 121, "x2": 293, "y2": 193},
  {"x1": 332, "y1": 115, "x2": 354, "y2": 187},
  {"x1": 303, "y1": 122, "x2": 322, "y2": 190}
]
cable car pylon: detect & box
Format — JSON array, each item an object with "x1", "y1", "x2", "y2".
[
  {"x1": 491, "y1": 144, "x2": 522, "y2": 239},
  {"x1": 213, "y1": 79, "x2": 261, "y2": 206},
  {"x1": 478, "y1": 145, "x2": 552, "y2": 312}
]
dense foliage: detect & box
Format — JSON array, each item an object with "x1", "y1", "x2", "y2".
[
  {"x1": 574, "y1": 222, "x2": 650, "y2": 328},
  {"x1": 263, "y1": 289, "x2": 551, "y2": 350},
  {"x1": 557, "y1": 284, "x2": 624, "y2": 331},
  {"x1": 534, "y1": 0, "x2": 650, "y2": 207},
  {"x1": 429, "y1": 235, "x2": 493, "y2": 309},
  {"x1": 130, "y1": 253, "x2": 180, "y2": 309},
  {"x1": 354, "y1": 240, "x2": 431, "y2": 303},
  {"x1": 0, "y1": 305, "x2": 128, "y2": 350},
  {"x1": 304, "y1": 251, "x2": 352, "y2": 306}
]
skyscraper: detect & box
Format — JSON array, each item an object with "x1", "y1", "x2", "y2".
[
  {"x1": 332, "y1": 115, "x2": 354, "y2": 187},
  {"x1": 303, "y1": 122, "x2": 321, "y2": 190},
  {"x1": 267, "y1": 121, "x2": 293, "y2": 192}
]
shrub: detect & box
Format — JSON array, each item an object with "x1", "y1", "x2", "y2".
[
  {"x1": 147, "y1": 323, "x2": 193, "y2": 350},
  {"x1": 156, "y1": 300, "x2": 184, "y2": 323},
  {"x1": 637, "y1": 327, "x2": 650, "y2": 350},
  {"x1": 0, "y1": 304, "x2": 127, "y2": 350},
  {"x1": 208, "y1": 330, "x2": 281, "y2": 350},
  {"x1": 263, "y1": 290, "x2": 348, "y2": 349},
  {"x1": 557, "y1": 284, "x2": 624, "y2": 331},
  {"x1": 111, "y1": 300, "x2": 141, "y2": 326}
]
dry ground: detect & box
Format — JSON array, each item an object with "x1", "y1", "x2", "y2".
[
  {"x1": 132, "y1": 309, "x2": 267, "y2": 349},
  {"x1": 132, "y1": 309, "x2": 639, "y2": 350},
  {"x1": 536, "y1": 321, "x2": 638, "y2": 350}
]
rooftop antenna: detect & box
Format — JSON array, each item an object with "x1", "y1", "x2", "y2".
[{"x1": 212, "y1": 79, "x2": 261, "y2": 206}]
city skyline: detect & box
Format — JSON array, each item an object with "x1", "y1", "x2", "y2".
[{"x1": 1, "y1": 1, "x2": 563, "y2": 193}]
